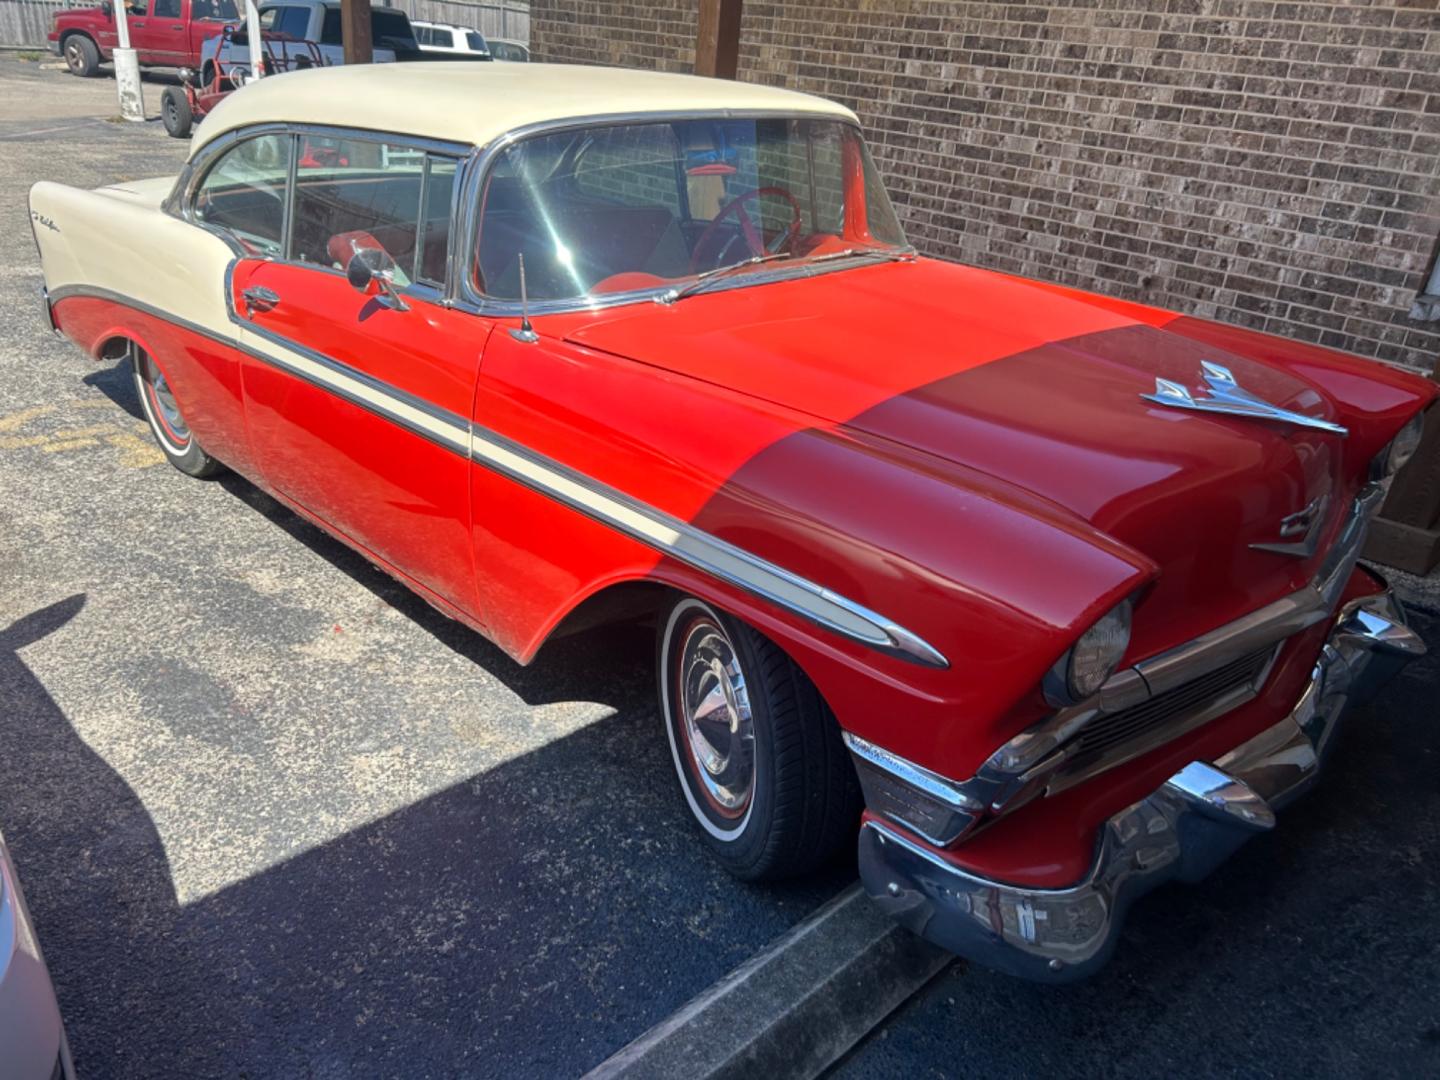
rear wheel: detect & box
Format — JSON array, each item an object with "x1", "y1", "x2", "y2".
[
  {"x1": 160, "y1": 86, "x2": 193, "y2": 138},
  {"x1": 63, "y1": 35, "x2": 100, "y2": 77},
  {"x1": 658, "y1": 596, "x2": 861, "y2": 881},
  {"x1": 132, "y1": 346, "x2": 222, "y2": 478}
]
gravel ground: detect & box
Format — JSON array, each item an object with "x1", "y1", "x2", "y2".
[{"x1": 0, "y1": 57, "x2": 847, "y2": 1078}]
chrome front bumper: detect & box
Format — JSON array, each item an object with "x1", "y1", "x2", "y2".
[{"x1": 858, "y1": 586, "x2": 1427, "y2": 983}]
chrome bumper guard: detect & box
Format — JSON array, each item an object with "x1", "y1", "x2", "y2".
[
  {"x1": 858, "y1": 587, "x2": 1426, "y2": 982},
  {"x1": 40, "y1": 285, "x2": 61, "y2": 337}
]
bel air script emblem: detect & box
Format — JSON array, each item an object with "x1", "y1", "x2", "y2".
[{"x1": 1143, "y1": 361, "x2": 1348, "y2": 437}]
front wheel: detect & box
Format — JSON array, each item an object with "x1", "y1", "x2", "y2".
[
  {"x1": 160, "y1": 86, "x2": 193, "y2": 138},
  {"x1": 658, "y1": 596, "x2": 861, "y2": 881},
  {"x1": 132, "y1": 346, "x2": 222, "y2": 478},
  {"x1": 63, "y1": 35, "x2": 100, "y2": 77}
]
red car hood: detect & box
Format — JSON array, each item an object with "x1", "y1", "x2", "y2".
[{"x1": 563, "y1": 258, "x2": 1371, "y2": 652}]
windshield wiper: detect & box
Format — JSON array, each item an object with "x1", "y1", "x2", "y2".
[
  {"x1": 655, "y1": 252, "x2": 795, "y2": 305},
  {"x1": 804, "y1": 247, "x2": 917, "y2": 266}
]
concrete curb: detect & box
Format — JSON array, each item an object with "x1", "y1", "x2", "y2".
[{"x1": 583, "y1": 884, "x2": 951, "y2": 1080}]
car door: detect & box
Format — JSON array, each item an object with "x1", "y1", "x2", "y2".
[
  {"x1": 228, "y1": 134, "x2": 493, "y2": 619},
  {"x1": 186, "y1": 0, "x2": 237, "y2": 64},
  {"x1": 127, "y1": 0, "x2": 186, "y2": 64}
]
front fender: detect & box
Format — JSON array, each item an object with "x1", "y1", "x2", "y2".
[{"x1": 476, "y1": 331, "x2": 1155, "y2": 782}]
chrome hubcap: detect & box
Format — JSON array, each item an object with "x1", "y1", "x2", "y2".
[
  {"x1": 678, "y1": 618, "x2": 755, "y2": 818},
  {"x1": 140, "y1": 352, "x2": 190, "y2": 446}
]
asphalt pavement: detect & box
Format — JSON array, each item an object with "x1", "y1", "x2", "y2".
[{"x1": 2, "y1": 54, "x2": 1438, "y2": 1080}]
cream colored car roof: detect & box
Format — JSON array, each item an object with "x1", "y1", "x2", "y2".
[{"x1": 190, "y1": 62, "x2": 858, "y2": 156}]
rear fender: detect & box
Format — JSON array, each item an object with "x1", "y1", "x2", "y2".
[{"x1": 30, "y1": 180, "x2": 257, "y2": 476}]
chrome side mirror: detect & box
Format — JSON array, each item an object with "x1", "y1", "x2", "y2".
[{"x1": 346, "y1": 247, "x2": 408, "y2": 311}]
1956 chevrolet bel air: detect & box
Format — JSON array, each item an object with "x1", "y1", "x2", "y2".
[{"x1": 29, "y1": 63, "x2": 1437, "y2": 980}]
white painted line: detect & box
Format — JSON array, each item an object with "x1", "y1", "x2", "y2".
[{"x1": 0, "y1": 120, "x2": 109, "y2": 140}]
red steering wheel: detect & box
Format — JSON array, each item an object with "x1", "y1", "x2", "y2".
[{"x1": 689, "y1": 186, "x2": 803, "y2": 273}]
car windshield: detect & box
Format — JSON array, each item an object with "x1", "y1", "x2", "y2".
[{"x1": 474, "y1": 116, "x2": 907, "y2": 303}]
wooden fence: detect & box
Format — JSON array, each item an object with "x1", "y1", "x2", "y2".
[{"x1": 0, "y1": 0, "x2": 527, "y2": 49}]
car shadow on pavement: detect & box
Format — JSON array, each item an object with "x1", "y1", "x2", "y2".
[
  {"x1": 0, "y1": 593, "x2": 851, "y2": 1078},
  {"x1": 80, "y1": 362, "x2": 143, "y2": 422}
]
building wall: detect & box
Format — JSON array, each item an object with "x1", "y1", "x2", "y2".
[{"x1": 532, "y1": 1, "x2": 1440, "y2": 373}]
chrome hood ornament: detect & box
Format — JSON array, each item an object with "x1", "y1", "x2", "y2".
[{"x1": 1142, "y1": 362, "x2": 1348, "y2": 437}]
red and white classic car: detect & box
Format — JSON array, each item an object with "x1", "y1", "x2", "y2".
[{"x1": 30, "y1": 63, "x2": 1436, "y2": 980}]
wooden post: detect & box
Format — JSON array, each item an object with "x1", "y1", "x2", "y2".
[
  {"x1": 340, "y1": 0, "x2": 373, "y2": 65},
  {"x1": 695, "y1": 0, "x2": 742, "y2": 79}
]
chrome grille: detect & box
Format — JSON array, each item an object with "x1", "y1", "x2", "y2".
[{"x1": 1052, "y1": 645, "x2": 1277, "y2": 791}]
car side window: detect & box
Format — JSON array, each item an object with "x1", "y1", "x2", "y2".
[
  {"x1": 416, "y1": 156, "x2": 457, "y2": 286},
  {"x1": 192, "y1": 134, "x2": 292, "y2": 256},
  {"x1": 275, "y1": 6, "x2": 309, "y2": 38},
  {"x1": 192, "y1": 0, "x2": 238, "y2": 21},
  {"x1": 290, "y1": 135, "x2": 453, "y2": 291},
  {"x1": 153, "y1": 0, "x2": 180, "y2": 19}
]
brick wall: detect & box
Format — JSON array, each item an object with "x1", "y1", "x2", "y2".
[{"x1": 532, "y1": 1, "x2": 1440, "y2": 373}]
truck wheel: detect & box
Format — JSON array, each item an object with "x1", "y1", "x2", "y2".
[
  {"x1": 132, "y1": 345, "x2": 222, "y2": 478},
  {"x1": 161, "y1": 86, "x2": 193, "y2": 138},
  {"x1": 63, "y1": 35, "x2": 100, "y2": 77},
  {"x1": 658, "y1": 596, "x2": 861, "y2": 881}
]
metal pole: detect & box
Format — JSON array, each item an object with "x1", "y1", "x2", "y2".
[
  {"x1": 245, "y1": 0, "x2": 264, "y2": 81},
  {"x1": 112, "y1": 1, "x2": 145, "y2": 121}
]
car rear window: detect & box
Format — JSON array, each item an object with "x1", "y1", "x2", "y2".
[{"x1": 319, "y1": 9, "x2": 416, "y2": 50}]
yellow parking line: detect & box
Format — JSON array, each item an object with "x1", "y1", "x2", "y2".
[
  {"x1": 0, "y1": 404, "x2": 56, "y2": 432},
  {"x1": 106, "y1": 432, "x2": 165, "y2": 468}
]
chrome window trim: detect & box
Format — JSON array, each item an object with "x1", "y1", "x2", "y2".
[
  {"x1": 452, "y1": 110, "x2": 912, "y2": 317},
  {"x1": 51, "y1": 280, "x2": 945, "y2": 669}
]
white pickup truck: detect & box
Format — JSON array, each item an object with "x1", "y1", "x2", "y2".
[{"x1": 198, "y1": 0, "x2": 421, "y2": 83}]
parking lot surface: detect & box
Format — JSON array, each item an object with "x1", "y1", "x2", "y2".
[{"x1": 3, "y1": 56, "x2": 1439, "y2": 1080}]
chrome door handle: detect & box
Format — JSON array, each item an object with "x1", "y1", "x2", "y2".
[{"x1": 241, "y1": 285, "x2": 280, "y2": 318}]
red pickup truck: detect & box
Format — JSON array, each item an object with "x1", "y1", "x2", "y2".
[{"x1": 48, "y1": 0, "x2": 238, "y2": 77}]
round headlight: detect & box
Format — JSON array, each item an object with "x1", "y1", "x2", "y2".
[
  {"x1": 1067, "y1": 600, "x2": 1133, "y2": 701},
  {"x1": 1383, "y1": 412, "x2": 1425, "y2": 478}
]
